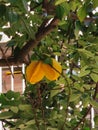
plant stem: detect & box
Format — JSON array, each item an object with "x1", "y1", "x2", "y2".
[
  {"x1": 27, "y1": 93, "x2": 40, "y2": 130},
  {"x1": 37, "y1": 85, "x2": 47, "y2": 130},
  {"x1": 61, "y1": 82, "x2": 71, "y2": 130}
]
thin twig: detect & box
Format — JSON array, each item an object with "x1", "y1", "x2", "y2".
[
  {"x1": 61, "y1": 85, "x2": 71, "y2": 130},
  {"x1": 0, "y1": 46, "x2": 14, "y2": 78},
  {"x1": 27, "y1": 93, "x2": 40, "y2": 130},
  {"x1": 37, "y1": 84, "x2": 47, "y2": 130}
]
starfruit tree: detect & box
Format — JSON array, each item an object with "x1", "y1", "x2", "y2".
[{"x1": 0, "y1": 0, "x2": 98, "y2": 130}]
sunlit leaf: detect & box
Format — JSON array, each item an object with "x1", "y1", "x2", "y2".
[
  {"x1": 55, "y1": 0, "x2": 66, "y2": 5},
  {"x1": 90, "y1": 73, "x2": 98, "y2": 82},
  {"x1": 26, "y1": 120, "x2": 35, "y2": 125},
  {"x1": 93, "y1": 0, "x2": 98, "y2": 8},
  {"x1": 79, "y1": 70, "x2": 90, "y2": 77},
  {"x1": 78, "y1": 49, "x2": 94, "y2": 58},
  {"x1": 69, "y1": 94, "x2": 81, "y2": 102},
  {"x1": 0, "y1": 111, "x2": 13, "y2": 119},
  {"x1": 19, "y1": 104, "x2": 32, "y2": 111},
  {"x1": 10, "y1": 106, "x2": 18, "y2": 113},
  {"x1": 90, "y1": 100, "x2": 98, "y2": 108},
  {"x1": 82, "y1": 99, "x2": 89, "y2": 108},
  {"x1": 77, "y1": 4, "x2": 87, "y2": 22},
  {"x1": 79, "y1": 66, "x2": 90, "y2": 77},
  {"x1": 50, "y1": 87, "x2": 60, "y2": 97}
]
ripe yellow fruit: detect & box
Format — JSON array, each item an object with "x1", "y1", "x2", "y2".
[
  {"x1": 42, "y1": 63, "x2": 56, "y2": 80},
  {"x1": 26, "y1": 61, "x2": 44, "y2": 84},
  {"x1": 42, "y1": 59, "x2": 62, "y2": 80},
  {"x1": 26, "y1": 59, "x2": 62, "y2": 84}
]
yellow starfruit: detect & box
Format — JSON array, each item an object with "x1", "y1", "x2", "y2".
[
  {"x1": 42, "y1": 59, "x2": 62, "y2": 80},
  {"x1": 26, "y1": 58, "x2": 62, "y2": 84},
  {"x1": 26, "y1": 61, "x2": 44, "y2": 84}
]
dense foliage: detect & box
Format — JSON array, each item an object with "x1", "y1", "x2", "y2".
[{"x1": 0, "y1": 0, "x2": 98, "y2": 130}]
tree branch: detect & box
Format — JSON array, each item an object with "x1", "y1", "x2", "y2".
[
  {"x1": 16, "y1": 17, "x2": 59, "y2": 62},
  {"x1": 0, "y1": 17, "x2": 59, "y2": 66}
]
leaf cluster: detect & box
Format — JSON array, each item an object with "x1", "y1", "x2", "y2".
[{"x1": 0, "y1": 0, "x2": 98, "y2": 130}]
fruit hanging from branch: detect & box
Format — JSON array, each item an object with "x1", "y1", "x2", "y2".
[{"x1": 26, "y1": 58, "x2": 62, "y2": 84}]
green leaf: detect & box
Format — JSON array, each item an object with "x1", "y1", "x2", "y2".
[
  {"x1": 19, "y1": 104, "x2": 32, "y2": 111},
  {"x1": 7, "y1": 40, "x2": 16, "y2": 47},
  {"x1": 78, "y1": 49, "x2": 94, "y2": 58},
  {"x1": 21, "y1": 17, "x2": 35, "y2": 39},
  {"x1": 83, "y1": 127, "x2": 90, "y2": 130},
  {"x1": 83, "y1": 84, "x2": 92, "y2": 90},
  {"x1": 79, "y1": 70, "x2": 90, "y2": 77},
  {"x1": 7, "y1": 11, "x2": 19, "y2": 23},
  {"x1": 26, "y1": 120, "x2": 35, "y2": 125},
  {"x1": 90, "y1": 100, "x2": 98, "y2": 108},
  {"x1": 0, "y1": 91, "x2": 21, "y2": 106},
  {"x1": 44, "y1": 58, "x2": 52, "y2": 65},
  {"x1": 6, "y1": 90, "x2": 20, "y2": 100},
  {"x1": 10, "y1": 106, "x2": 18, "y2": 113},
  {"x1": 62, "y1": 2, "x2": 70, "y2": 16},
  {"x1": 82, "y1": 99, "x2": 89, "y2": 108},
  {"x1": 0, "y1": 111, "x2": 13, "y2": 119},
  {"x1": 79, "y1": 66, "x2": 90, "y2": 77},
  {"x1": 55, "y1": 0, "x2": 66, "y2": 5},
  {"x1": 94, "y1": 116, "x2": 98, "y2": 125},
  {"x1": 8, "y1": 0, "x2": 17, "y2": 4},
  {"x1": 53, "y1": 52, "x2": 61, "y2": 56},
  {"x1": 23, "y1": 128, "x2": 35, "y2": 130},
  {"x1": 70, "y1": 0, "x2": 81, "y2": 12},
  {"x1": 69, "y1": 94, "x2": 81, "y2": 102},
  {"x1": 77, "y1": 4, "x2": 87, "y2": 22},
  {"x1": 74, "y1": 82, "x2": 84, "y2": 92},
  {"x1": 92, "y1": 68, "x2": 98, "y2": 74},
  {"x1": 78, "y1": 40, "x2": 86, "y2": 47},
  {"x1": 50, "y1": 86, "x2": 61, "y2": 97},
  {"x1": 19, "y1": 124, "x2": 25, "y2": 129},
  {"x1": 90, "y1": 73, "x2": 98, "y2": 82},
  {"x1": 22, "y1": 0, "x2": 28, "y2": 12},
  {"x1": 56, "y1": 5, "x2": 65, "y2": 20},
  {"x1": 93, "y1": 0, "x2": 98, "y2": 8},
  {"x1": 0, "y1": 4, "x2": 6, "y2": 17},
  {"x1": 47, "y1": 127, "x2": 58, "y2": 130},
  {"x1": 74, "y1": 21, "x2": 81, "y2": 40}
]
